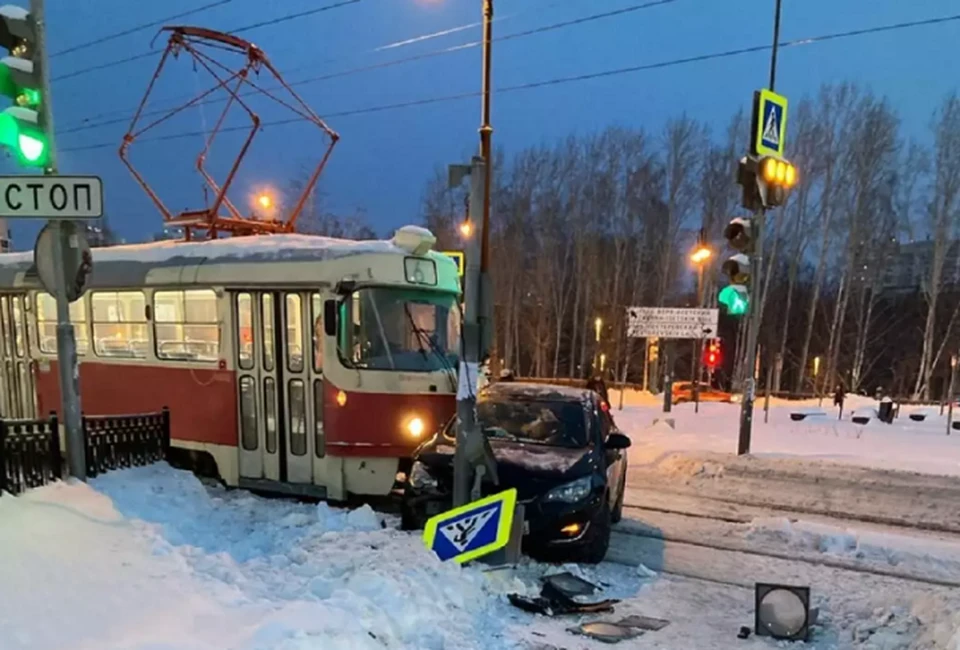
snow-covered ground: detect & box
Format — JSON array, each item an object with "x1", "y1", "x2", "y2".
[
  {"x1": 0, "y1": 464, "x2": 651, "y2": 650},
  {"x1": 614, "y1": 393, "x2": 960, "y2": 477},
  {"x1": 5, "y1": 396, "x2": 960, "y2": 649}
]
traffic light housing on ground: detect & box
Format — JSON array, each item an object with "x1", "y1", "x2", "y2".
[
  {"x1": 704, "y1": 339, "x2": 721, "y2": 370},
  {"x1": 737, "y1": 155, "x2": 797, "y2": 211},
  {"x1": 0, "y1": 5, "x2": 47, "y2": 167}
]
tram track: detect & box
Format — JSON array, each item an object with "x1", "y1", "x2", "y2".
[
  {"x1": 609, "y1": 523, "x2": 960, "y2": 590},
  {"x1": 622, "y1": 485, "x2": 960, "y2": 538}
]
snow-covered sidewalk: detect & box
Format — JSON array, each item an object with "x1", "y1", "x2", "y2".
[
  {"x1": 0, "y1": 465, "x2": 652, "y2": 650},
  {"x1": 4, "y1": 461, "x2": 960, "y2": 649},
  {"x1": 615, "y1": 397, "x2": 960, "y2": 477}
]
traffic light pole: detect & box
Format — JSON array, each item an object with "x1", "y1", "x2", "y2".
[
  {"x1": 32, "y1": 0, "x2": 86, "y2": 479},
  {"x1": 737, "y1": 208, "x2": 765, "y2": 455}
]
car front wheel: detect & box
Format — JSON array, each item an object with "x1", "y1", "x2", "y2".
[
  {"x1": 576, "y1": 501, "x2": 612, "y2": 564},
  {"x1": 611, "y1": 471, "x2": 626, "y2": 524}
]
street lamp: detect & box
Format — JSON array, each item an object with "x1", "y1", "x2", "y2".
[
  {"x1": 257, "y1": 193, "x2": 272, "y2": 209},
  {"x1": 459, "y1": 220, "x2": 473, "y2": 238},
  {"x1": 690, "y1": 246, "x2": 712, "y2": 265}
]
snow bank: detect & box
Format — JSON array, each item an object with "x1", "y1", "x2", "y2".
[
  {"x1": 746, "y1": 517, "x2": 960, "y2": 577},
  {"x1": 0, "y1": 464, "x2": 510, "y2": 650}
]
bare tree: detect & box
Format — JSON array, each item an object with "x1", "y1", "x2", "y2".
[{"x1": 913, "y1": 94, "x2": 960, "y2": 398}]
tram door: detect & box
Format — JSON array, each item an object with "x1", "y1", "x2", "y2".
[
  {"x1": 0, "y1": 294, "x2": 36, "y2": 419},
  {"x1": 235, "y1": 290, "x2": 323, "y2": 487}
]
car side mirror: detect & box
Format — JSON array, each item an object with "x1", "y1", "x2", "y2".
[
  {"x1": 323, "y1": 299, "x2": 337, "y2": 337},
  {"x1": 606, "y1": 432, "x2": 631, "y2": 450}
]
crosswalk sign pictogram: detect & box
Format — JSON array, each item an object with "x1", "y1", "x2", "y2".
[
  {"x1": 423, "y1": 488, "x2": 517, "y2": 563},
  {"x1": 752, "y1": 88, "x2": 788, "y2": 157},
  {"x1": 439, "y1": 250, "x2": 464, "y2": 277}
]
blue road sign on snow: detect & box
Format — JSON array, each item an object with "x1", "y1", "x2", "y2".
[{"x1": 423, "y1": 489, "x2": 517, "y2": 563}]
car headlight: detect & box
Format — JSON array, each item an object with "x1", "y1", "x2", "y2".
[
  {"x1": 408, "y1": 461, "x2": 438, "y2": 490},
  {"x1": 544, "y1": 476, "x2": 592, "y2": 503}
]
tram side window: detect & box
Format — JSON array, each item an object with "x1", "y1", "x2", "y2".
[
  {"x1": 311, "y1": 293, "x2": 323, "y2": 373},
  {"x1": 36, "y1": 293, "x2": 89, "y2": 355},
  {"x1": 237, "y1": 293, "x2": 254, "y2": 370},
  {"x1": 91, "y1": 291, "x2": 148, "y2": 359},
  {"x1": 154, "y1": 289, "x2": 220, "y2": 362}
]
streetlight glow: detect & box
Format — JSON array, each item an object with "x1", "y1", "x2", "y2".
[
  {"x1": 257, "y1": 193, "x2": 272, "y2": 209},
  {"x1": 691, "y1": 246, "x2": 712, "y2": 264},
  {"x1": 459, "y1": 220, "x2": 473, "y2": 238}
]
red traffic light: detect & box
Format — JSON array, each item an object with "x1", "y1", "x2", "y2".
[{"x1": 704, "y1": 340, "x2": 722, "y2": 370}]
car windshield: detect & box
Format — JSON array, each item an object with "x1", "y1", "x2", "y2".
[
  {"x1": 476, "y1": 398, "x2": 589, "y2": 448},
  {"x1": 339, "y1": 287, "x2": 460, "y2": 372}
]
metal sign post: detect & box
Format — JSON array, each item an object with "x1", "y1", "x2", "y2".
[
  {"x1": 626, "y1": 307, "x2": 719, "y2": 413},
  {"x1": 32, "y1": 0, "x2": 89, "y2": 480}
]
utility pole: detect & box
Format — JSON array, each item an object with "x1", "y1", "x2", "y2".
[
  {"x1": 947, "y1": 355, "x2": 957, "y2": 436},
  {"x1": 32, "y1": 0, "x2": 85, "y2": 479},
  {"x1": 735, "y1": 0, "x2": 784, "y2": 456},
  {"x1": 478, "y1": 0, "x2": 495, "y2": 360},
  {"x1": 451, "y1": 0, "x2": 497, "y2": 507}
]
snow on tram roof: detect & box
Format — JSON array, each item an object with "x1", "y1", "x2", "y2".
[{"x1": 0, "y1": 233, "x2": 405, "y2": 268}]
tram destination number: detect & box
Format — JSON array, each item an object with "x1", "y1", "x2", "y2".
[{"x1": 0, "y1": 175, "x2": 103, "y2": 220}]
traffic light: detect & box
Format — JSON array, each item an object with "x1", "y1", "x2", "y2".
[
  {"x1": 0, "y1": 5, "x2": 46, "y2": 167},
  {"x1": 718, "y1": 284, "x2": 748, "y2": 316},
  {"x1": 704, "y1": 339, "x2": 721, "y2": 370},
  {"x1": 737, "y1": 155, "x2": 797, "y2": 211},
  {"x1": 718, "y1": 216, "x2": 754, "y2": 316}
]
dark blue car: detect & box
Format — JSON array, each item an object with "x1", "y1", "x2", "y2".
[{"x1": 400, "y1": 382, "x2": 631, "y2": 563}]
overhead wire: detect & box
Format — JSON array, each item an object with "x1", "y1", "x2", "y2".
[
  {"x1": 51, "y1": 0, "x2": 235, "y2": 57},
  {"x1": 59, "y1": 0, "x2": 677, "y2": 135},
  {"x1": 57, "y1": 11, "x2": 960, "y2": 155},
  {"x1": 51, "y1": 0, "x2": 362, "y2": 82},
  {"x1": 58, "y1": 0, "x2": 578, "y2": 132}
]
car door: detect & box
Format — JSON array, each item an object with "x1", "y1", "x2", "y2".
[{"x1": 597, "y1": 402, "x2": 626, "y2": 508}]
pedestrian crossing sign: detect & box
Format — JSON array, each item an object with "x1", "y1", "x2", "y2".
[
  {"x1": 440, "y1": 250, "x2": 464, "y2": 277},
  {"x1": 752, "y1": 88, "x2": 788, "y2": 157},
  {"x1": 423, "y1": 488, "x2": 517, "y2": 563}
]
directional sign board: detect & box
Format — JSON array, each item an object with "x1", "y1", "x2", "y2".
[
  {"x1": 423, "y1": 488, "x2": 517, "y2": 564},
  {"x1": 0, "y1": 175, "x2": 103, "y2": 219},
  {"x1": 626, "y1": 307, "x2": 719, "y2": 339},
  {"x1": 439, "y1": 250, "x2": 464, "y2": 277},
  {"x1": 751, "y1": 89, "x2": 788, "y2": 158}
]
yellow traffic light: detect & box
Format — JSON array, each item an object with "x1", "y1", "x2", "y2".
[{"x1": 761, "y1": 157, "x2": 797, "y2": 188}]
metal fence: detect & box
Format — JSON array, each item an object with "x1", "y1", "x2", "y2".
[
  {"x1": 0, "y1": 413, "x2": 61, "y2": 496},
  {"x1": 0, "y1": 407, "x2": 171, "y2": 494},
  {"x1": 84, "y1": 408, "x2": 170, "y2": 478}
]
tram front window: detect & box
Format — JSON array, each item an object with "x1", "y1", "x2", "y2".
[{"x1": 340, "y1": 288, "x2": 460, "y2": 372}]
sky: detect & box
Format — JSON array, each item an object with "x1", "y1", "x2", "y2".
[{"x1": 3, "y1": 0, "x2": 959, "y2": 249}]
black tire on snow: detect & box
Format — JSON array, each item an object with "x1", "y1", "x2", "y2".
[
  {"x1": 577, "y1": 501, "x2": 612, "y2": 564},
  {"x1": 611, "y1": 470, "x2": 626, "y2": 524},
  {"x1": 400, "y1": 502, "x2": 423, "y2": 531}
]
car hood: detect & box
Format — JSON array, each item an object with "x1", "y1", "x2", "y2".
[{"x1": 417, "y1": 436, "x2": 595, "y2": 491}]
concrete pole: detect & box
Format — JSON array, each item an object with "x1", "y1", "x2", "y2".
[
  {"x1": 737, "y1": 208, "x2": 765, "y2": 455},
  {"x1": 33, "y1": 0, "x2": 85, "y2": 479}
]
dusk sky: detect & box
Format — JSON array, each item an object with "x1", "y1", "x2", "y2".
[{"x1": 5, "y1": 0, "x2": 958, "y2": 248}]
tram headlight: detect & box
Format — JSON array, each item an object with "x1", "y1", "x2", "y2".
[{"x1": 407, "y1": 417, "x2": 425, "y2": 438}]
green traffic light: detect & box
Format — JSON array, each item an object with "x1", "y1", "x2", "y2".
[
  {"x1": 0, "y1": 112, "x2": 46, "y2": 165},
  {"x1": 719, "y1": 285, "x2": 748, "y2": 316}
]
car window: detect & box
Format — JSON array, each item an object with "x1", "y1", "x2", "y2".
[{"x1": 476, "y1": 398, "x2": 588, "y2": 448}]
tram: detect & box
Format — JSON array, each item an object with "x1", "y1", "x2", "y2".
[{"x1": 0, "y1": 225, "x2": 461, "y2": 499}]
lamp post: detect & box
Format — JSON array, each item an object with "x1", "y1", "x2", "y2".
[{"x1": 690, "y1": 241, "x2": 712, "y2": 412}]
